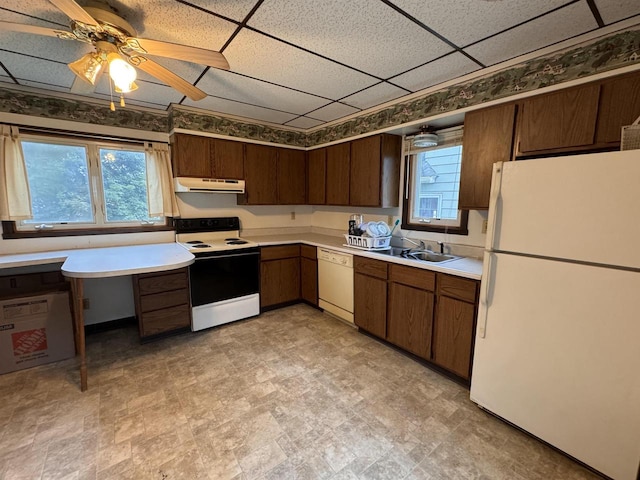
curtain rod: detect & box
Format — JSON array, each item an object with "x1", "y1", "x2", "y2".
[{"x1": 15, "y1": 125, "x2": 167, "y2": 146}]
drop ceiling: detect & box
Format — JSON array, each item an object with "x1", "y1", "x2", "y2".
[{"x1": 1, "y1": 0, "x2": 639, "y2": 130}]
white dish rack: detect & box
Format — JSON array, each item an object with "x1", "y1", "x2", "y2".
[{"x1": 344, "y1": 234, "x2": 391, "y2": 250}]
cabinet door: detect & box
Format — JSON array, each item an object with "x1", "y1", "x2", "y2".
[
  {"x1": 459, "y1": 103, "x2": 517, "y2": 210},
  {"x1": 212, "y1": 138, "x2": 244, "y2": 179},
  {"x1": 171, "y1": 134, "x2": 211, "y2": 177},
  {"x1": 387, "y1": 282, "x2": 433, "y2": 360},
  {"x1": 518, "y1": 83, "x2": 600, "y2": 154},
  {"x1": 350, "y1": 136, "x2": 381, "y2": 206},
  {"x1": 307, "y1": 148, "x2": 326, "y2": 205},
  {"x1": 243, "y1": 144, "x2": 278, "y2": 204},
  {"x1": 596, "y1": 72, "x2": 640, "y2": 145},
  {"x1": 354, "y1": 272, "x2": 387, "y2": 338},
  {"x1": 260, "y1": 258, "x2": 300, "y2": 308},
  {"x1": 325, "y1": 143, "x2": 350, "y2": 205},
  {"x1": 301, "y1": 257, "x2": 318, "y2": 306},
  {"x1": 432, "y1": 296, "x2": 475, "y2": 379},
  {"x1": 277, "y1": 148, "x2": 306, "y2": 204}
]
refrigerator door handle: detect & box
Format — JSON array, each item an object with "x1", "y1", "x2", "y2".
[
  {"x1": 478, "y1": 252, "x2": 495, "y2": 338},
  {"x1": 485, "y1": 162, "x2": 504, "y2": 251}
]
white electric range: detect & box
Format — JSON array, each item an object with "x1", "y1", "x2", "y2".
[{"x1": 175, "y1": 217, "x2": 260, "y2": 331}]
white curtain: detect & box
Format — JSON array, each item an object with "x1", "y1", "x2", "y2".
[
  {"x1": 0, "y1": 125, "x2": 32, "y2": 220},
  {"x1": 145, "y1": 142, "x2": 179, "y2": 218}
]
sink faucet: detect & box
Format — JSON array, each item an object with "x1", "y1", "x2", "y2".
[
  {"x1": 437, "y1": 241, "x2": 445, "y2": 254},
  {"x1": 402, "y1": 237, "x2": 425, "y2": 250}
]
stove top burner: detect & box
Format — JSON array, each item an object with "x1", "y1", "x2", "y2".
[
  {"x1": 192, "y1": 244, "x2": 211, "y2": 248},
  {"x1": 186, "y1": 240, "x2": 204, "y2": 244},
  {"x1": 227, "y1": 240, "x2": 248, "y2": 245}
]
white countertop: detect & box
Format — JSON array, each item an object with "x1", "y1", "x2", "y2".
[
  {"x1": 245, "y1": 233, "x2": 483, "y2": 280},
  {"x1": 0, "y1": 243, "x2": 194, "y2": 278},
  {"x1": 0, "y1": 234, "x2": 481, "y2": 280}
]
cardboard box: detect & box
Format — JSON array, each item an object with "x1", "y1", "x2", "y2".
[{"x1": 0, "y1": 292, "x2": 75, "y2": 375}]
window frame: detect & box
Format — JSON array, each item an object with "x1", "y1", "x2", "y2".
[
  {"x1": 2, "y1": 134, "x2": 172, "y2": 239},
  {"x1": 401, "y1": 129, "x2": 469, "y2": 235}
]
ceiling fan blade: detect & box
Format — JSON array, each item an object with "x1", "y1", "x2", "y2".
[
  {"x1": 134, "y1": 57, "x2": 207, "y2": 101},
  {"x1": 49, "y1": 0, "x2": 99, "y2": 26},
  {"x1": 125, "y1": 37, "x2": 230, "y2": 70},
  {"x1": 0, "y1": 21, "x2": 78, "y2": 39}
]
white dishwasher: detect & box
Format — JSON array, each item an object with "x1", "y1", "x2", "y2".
[{"x1": 317, "y1": 248, "x2": 354, "y2": 323}]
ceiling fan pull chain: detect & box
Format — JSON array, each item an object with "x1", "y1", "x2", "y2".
[
  {"x1": 108, "y1": 72, "x2": 115, "y2": 112},
  {"x1": 120, "y1": 94, "x2": 125, "y2": 108}
]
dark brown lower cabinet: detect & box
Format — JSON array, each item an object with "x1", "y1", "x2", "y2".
[
  {"x1": 387, "y1": 282, "x2": 433, "y2": 360},
  {"x1": 300, "y1": 245, "x2": 318, "y2": 306},
  {"x1": 133, "y1": 267, "x2": 191, "y2": 340},
  {"x1": 260, "y1": 245, "x2": 300, "y2": 308},
  {"x1": 432, "y1": 296, "x2": 475, "y2": 378},
  {"x1": 353, "y1": 258, "x2": 479, "y2": 382},
  {"x1": 354, "y1": 272, "x2": 387, "y2": 338}
]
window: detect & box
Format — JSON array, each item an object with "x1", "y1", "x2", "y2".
[
  {"x1": 402, "y1": 127, "x2": 468, "y2": 234},
  {"x1": 17, "y1": 135, "x2": 163, "y2": 232}
]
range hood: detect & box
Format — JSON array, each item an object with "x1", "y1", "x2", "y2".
[{"x1": 174, "y1": 177, "x2": 245, "y2": 194}]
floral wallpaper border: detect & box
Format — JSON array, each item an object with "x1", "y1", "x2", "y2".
[{"x1": 0, "y1": 26, "x2": 638, "y2": 147}]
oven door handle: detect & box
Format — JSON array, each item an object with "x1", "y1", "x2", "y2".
[{"x1": 193, "y1": 251, "x2": 260, "y2": 261}]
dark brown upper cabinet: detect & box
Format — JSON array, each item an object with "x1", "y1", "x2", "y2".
[
  {"x1": 595, "y1": 72, "x2": 640, "y2": 145},
  {"x1": 171, "y1": 133, "x2": 244, "y2": 179},
  {"x1": 211, "y1": 138, "x2": 244, "y2": 179},
  {"x1": 277, "y1": 148, "x2": 306, "y2": 205},
  {"x1": 350, "y1": 134, "x2": 401, "y2": 208},
  {"x1": 516, "y1": 83, "x2": 601, "y2": 155},
  {"x1": 307, "y1": 147, "x2": 327, "y2": 205},
  {"x1": 240, "y1": 143, "x2": 278, "y2": 205},
  {"x1": 325, "y1": 142, "x2": 351, "y2": 206},
  {"x1": 171, "y1": 133, "x2": 211, "y2": 178},
  {"x1": 459, "y1": 103, "x2": 517, "y2": 210}
]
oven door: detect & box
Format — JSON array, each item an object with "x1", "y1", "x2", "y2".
[{"x1": 189, "y1": 249, "x2": 260, "y2": 307}]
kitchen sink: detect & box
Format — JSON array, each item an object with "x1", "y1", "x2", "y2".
[
  {"x1": 376, "y1": 248, "x2": 460, "y2": 264},
  {"x1": 405, "y1": 251, "x2": 460, "y2": 263}
]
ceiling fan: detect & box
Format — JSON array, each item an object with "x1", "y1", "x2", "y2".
[{"x1": 0, "y1": 0, "x2": 230, "y2": 104}]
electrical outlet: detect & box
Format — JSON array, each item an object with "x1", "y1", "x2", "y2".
[
  {"x1": 290, "y1": 211, "x2": 296, "y2": 220},
  {"x1": 82, "y1": 298, "x2": 90, "y2": 310},
  {"x1": 482, "y1": 219, "x2": 488, "y2": 234}
]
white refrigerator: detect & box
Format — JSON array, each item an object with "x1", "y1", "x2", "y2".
[{"x1": 470, "y1": 150, "x2": 640, "y2": 480}]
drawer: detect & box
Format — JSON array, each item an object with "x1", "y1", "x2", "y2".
[
  {"x1": 389, "y1": 264, "x2": 435, "y2": 291},
  {"x1": 140, "y1": 303, "x2": 191, "y2": 337},
  {"x1": 354, "y1": 256, "x2": 388, "y2": 279},
  {"x1": 137, "y1": 270, "x2": 188, "y2": 295},
  {"x1": 437, "y1": 274, "x2": 478, "y2": 303},
  {"x1": 300, "y1": 244, "x2": 317, "y2": 260},
  {"x1": 139, "y1": 288, "x2": 190, "y2": 313},
  {"x1": 261, "y1": 244, "x2": 300, "y2": 261}
]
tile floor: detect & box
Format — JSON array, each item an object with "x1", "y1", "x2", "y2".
[{"x1": 0, "y1": 304, "x2": 602, "y2": 480}]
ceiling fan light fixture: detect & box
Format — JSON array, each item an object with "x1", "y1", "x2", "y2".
[
  {"x1": 107, "y1": 53, "x2": 137, "y2": 93},
  {"x1": 68, "y1": 52, "x2": 104, "y2": 85}
]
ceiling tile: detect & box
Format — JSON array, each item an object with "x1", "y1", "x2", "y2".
[
  {"x1": 183, "y1": 96, "x2": 298, "y2": 124},
  {"x1": 182, "y1": 0, "x2": 261, "y2": 22},
  {"x1": 0, "y1": 32, "x2": 92, "y2": 64},
  {"x1": 464, "y1": 2, "x2": 598, "y2": 67},
  {"x1": 0, "y1": 1, "x2": 69, "y2": 27},
  {"x1": 195, "y1": 69, "x2": 328, "y2": 115},
  {"x1": 247, "y1": 0, "x2": 452, "y2": 79},
  {"x1": 105, "y1": 1, "x2": 237, "y2": 52},
  {"x1": 594, "y1": 0, "x2": 640, "y2": 24},
  {"x1": 284, "y1": 116, "x2": 325, "y2": 129},
  {"x1": 388, "y1": 0, "x2": 572, "y2": 47},
  {"x1": 94, "y1": 80, "x2": 181, "y2": 109},
  {"x1": 222, "y1": 29, "x2": 378, "y2": 99},
  {"x1": 340, "y1": 82, "x2": 407, "y2": 110},
  {"x1": 390, "y1": 52, "x2": 480, "y2": 92},
  {"x1": 306, "y1": 102, "x2": 359, "y2": 122},
  {"x1": 0, "y1": 50, "x2": 75, "y2": 88}
]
